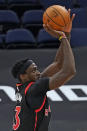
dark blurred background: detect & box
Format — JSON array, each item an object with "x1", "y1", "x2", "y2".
[{"x1": 0, "y1": 0, "x2": 87, "y2": 131}]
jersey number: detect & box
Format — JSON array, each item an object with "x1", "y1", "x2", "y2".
[{"x1": 13, "y1": 106, "x2": 21, "y2": 130}]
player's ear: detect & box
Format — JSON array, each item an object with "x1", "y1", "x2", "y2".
[{"x1": 20, "y1": 74, "x2": 27, "y2": 81}]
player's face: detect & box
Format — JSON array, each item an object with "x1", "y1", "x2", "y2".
[{"x1": 25, "y1": 63, "x2": 41, "y2": 81}]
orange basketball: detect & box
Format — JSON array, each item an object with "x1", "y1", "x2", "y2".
[{"x1": 43, "y1": 5, "x2": 70, "y2": 31}]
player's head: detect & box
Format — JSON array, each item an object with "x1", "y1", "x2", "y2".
[{"x1": 11, "y1": 59, "x2": 41, "y2": 83}]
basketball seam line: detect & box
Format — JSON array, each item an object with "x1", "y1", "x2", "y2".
[
  {"x1": 45, "y1": 11, "x2": 65, "y2": 27},
  {"x1": 51, "y1": 7, "x2": 67, "y2": 26}
]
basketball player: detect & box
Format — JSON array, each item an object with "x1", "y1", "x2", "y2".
[{"x1": 12, "y1": 9, "x2": 76, "y2": 131}]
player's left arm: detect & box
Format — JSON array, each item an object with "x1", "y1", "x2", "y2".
[{"x1": 41, "y1": 9, "x2": 75, "y2": 78}]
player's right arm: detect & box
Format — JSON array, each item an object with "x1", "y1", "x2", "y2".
[
  {"x1": 41, "y1": 9, "x2": 75, "y2": 78},
  {"x1": 49, "y1": 34, "x2": 76, "y2": 90}
]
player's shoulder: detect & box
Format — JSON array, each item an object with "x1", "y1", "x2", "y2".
[
  {"x1": 33, "y1": 77, "x2": 49, "y2": 86},
  {"x1": 25, "y1": 77, "x2": 49, "y2": 95}
]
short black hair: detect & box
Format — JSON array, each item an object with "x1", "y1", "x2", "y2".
[{"x1": 11, "y1": 58, "x2": 28, "y2": 79}]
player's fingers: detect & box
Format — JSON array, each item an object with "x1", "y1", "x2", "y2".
[
  {"x1": 43, "y1": 24, "x2": 64, "y2": 38},
  {"x1": 43, "y1": 24, "x2": 51, "y2": 30},
  {"x1": 43, "y1": 24, "x2": 48, "y2": 29},
  {"x1": 71, "y1": 14, "x2": 75, "y2": 21},
  {"x1": 68, "y1": 9, "x2": 75, "y2": 21},
  {"x1": 43, "y1": 24, "x2": 50, "y2": 32},
  {"x1": 46, "y1": 24, "x2": 65, "y2": 36},
  {"x1": 45, "y1": 24, "x2": 56, "y2": 34},
  {"x1": 68, "y1": 8, "x2": 71, "y2": 16},
  {"x1": 43, "y1": 24, "x2": 45, "y2": 28},
  {"x1": 43, "y1": 24, "x2": 54, "y2": 36},
  {"x1": 46, "y1": 24, "x2": 54, "y2": 31}
]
